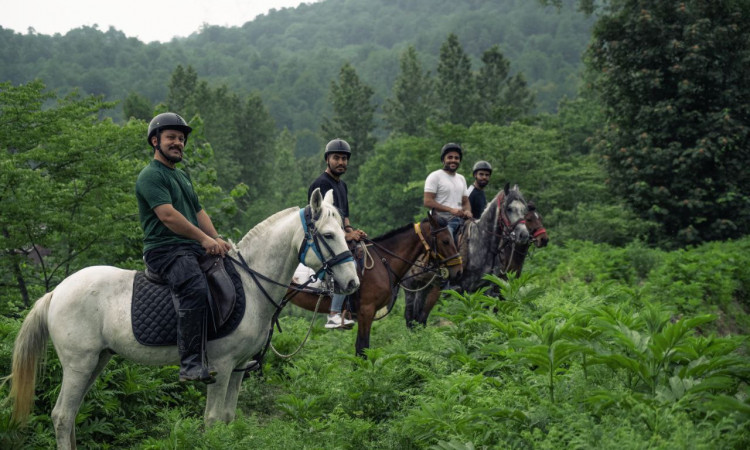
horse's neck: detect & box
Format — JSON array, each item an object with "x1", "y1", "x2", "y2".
[
  {"x1": 234, "y1": 211, "x2": 301, "y2": 316},
  {"x1": 458, "y1": 213, "x2": 500, "y2": 289},
  {"x1": 373, "y1": 226, "x2": 425, "y2": 278}
]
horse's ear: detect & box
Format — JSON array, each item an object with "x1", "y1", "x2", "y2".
[
  {"x1": 428, "y1": 208, "x2": 437, "y2": 226},
  {"x1": 310, "y1": 188, "x2": 323, "y2": 217},
  {"x1": 512, "y1": 184, "x2": 520, "y2": 192},
  {"x1": 323, "y1": 188, "x2": 335, "y2": 206},
  {"x1": 504, "y1": 182, "x2": 510, "y2": 195}
]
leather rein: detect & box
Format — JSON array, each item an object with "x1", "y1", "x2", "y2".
[{"x1": 226, "y1": 205, "x2": 354, "y2": 372}]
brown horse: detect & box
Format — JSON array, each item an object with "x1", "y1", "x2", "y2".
[
  {"x1": 403, "y1": 186, "x2": 549, "y2": 327},
  {"x1": 286, "y1": 211, "x2": 462, "y2": 356}
]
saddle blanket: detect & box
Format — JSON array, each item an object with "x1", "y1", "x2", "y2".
[{"x1": 131, "y1": 259, "x2": 246, "y2": 346}]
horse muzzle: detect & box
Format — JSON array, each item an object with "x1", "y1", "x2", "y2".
[{"x1": 334, "y1": 277, "x2": 360, "y2": 295}]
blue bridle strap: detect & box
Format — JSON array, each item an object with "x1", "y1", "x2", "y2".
[{"x1": 297, "y1": 206, "x2": 354, "y2": 280}]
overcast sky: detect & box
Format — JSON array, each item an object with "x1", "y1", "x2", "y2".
[{"x1": 1, "y1": 0, "x2": 314, "y2": 43}]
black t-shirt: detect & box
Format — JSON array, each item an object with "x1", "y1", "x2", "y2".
[
  {"x1": 308, "y1": 172, "x2": 349, "y2": 218},
  {"x1": 468, "y1": 185, "x2": 487, "y2": 219}
]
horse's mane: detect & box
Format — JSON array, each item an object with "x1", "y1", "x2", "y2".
[
  {"x1": 371, "y1": 214, "x2": 447, "y2": 243},
  {"x1": 237, "y1": 207, "x2": 298, "y2": 247},
  {"x1": 372, "y1": 223, "x2": 413, "y2": 242},
  {"x1": 478, "y1": 192, "x2": 500, "y2": 228}
]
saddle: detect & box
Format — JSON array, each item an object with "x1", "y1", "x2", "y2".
[{"x1": 132, "y1": 256, "x2": 246, "y2": 346}]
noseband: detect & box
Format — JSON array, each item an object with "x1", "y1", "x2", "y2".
[{"x1": 298, "y1": 206, "x2": 354, "y2": 280}]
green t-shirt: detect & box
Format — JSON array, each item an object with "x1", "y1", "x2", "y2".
[{"x1": 135, "y1": 160, "x2": 203, "y2": 253}]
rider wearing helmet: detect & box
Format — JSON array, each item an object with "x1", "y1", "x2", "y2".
[
  {"x1": 136, "y1": 112, "x2": 231, "y2": 384},
  {"x1": 423, "y1": 143, "x2": 472, "y2": 241},
  {"x1": 308, "y1": 138, "x2": 367, "y2": 329},
  {"x1": 468, "y1": 160, "x2": 492, "y2": 219}
]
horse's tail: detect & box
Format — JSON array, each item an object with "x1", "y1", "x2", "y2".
[{"x1": 8, "y1": 292, "x2": 52, "y2": 424}]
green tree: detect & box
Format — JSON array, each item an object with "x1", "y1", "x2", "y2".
[
  {"x1": 0, "y1": 81, "x2": 143, "y2": 308},
  {"x1": 383, "y1": 46, "x2": 436, "y2": 136},
  {"x1": 352, "y1": 136, "x2": 436, "y2": 235},
  {"x1": 436, "y1": 33, "x2": 477, "y2": 126},
  {"x1": 587, "y1": 0, "x2": 750, "y2": 245},
  {"x1": 321, "y1": 62, "x2": 377, "y2": 181},
  {"x1": 123, "y1": 91, "x2": 153, "y2": 121},
  {"x1": 476, "y1": 45, "x2": 536, "y2": 124}
]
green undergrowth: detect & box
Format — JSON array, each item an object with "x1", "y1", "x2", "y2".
[{"x1": 1, "y1": 237, "x2": 749, "y2": 448}]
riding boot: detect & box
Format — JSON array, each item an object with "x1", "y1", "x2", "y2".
[{"x1": 177, "y1": 307, "x2": 216, "y2": 384}]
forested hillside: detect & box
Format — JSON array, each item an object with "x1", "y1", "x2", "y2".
[
  {"x1": 1, "y1": 0, "x2": 749, "y2": 447},
  {"x1": 0, "y1": 0, "x2": 593, "y2": 146}
]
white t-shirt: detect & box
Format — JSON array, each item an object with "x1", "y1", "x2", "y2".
[{"x1": 424, "y1": 169, "x2": 469, "y2": 210}]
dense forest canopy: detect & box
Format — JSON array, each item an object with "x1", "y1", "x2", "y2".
[{"x1": 0, "y1": 0, "x2": 593, "y2": 155}]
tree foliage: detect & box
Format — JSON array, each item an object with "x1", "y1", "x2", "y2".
[
  {"x1": 587, "y1": 0, "x2": 750, "y2": 245},
  {"x1": 0, "y1": 81, "x2": 143, "y2": 307},
  {"x1": 383, "y1": 46, "x2": 436, "y2": 136},
  {"x1": 321, "y1": 62, "x2": 377, "y2": 181}
]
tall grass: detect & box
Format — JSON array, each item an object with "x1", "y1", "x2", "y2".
[{"x1": 2, "y1": 237, "x2": 749, "y2": 448}]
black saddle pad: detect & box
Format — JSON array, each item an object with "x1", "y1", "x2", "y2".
[{"x1": 131, "y1": 259, "x2": 246, "y2": 346}]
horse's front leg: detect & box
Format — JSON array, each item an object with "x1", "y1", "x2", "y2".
[
  {"x1": 404, "y1": 290, "x2": 419, "y2": 329},
  {"x1": 203, "y1": 369, "x2": 233, "y2": 427},
  {"x1": 219, "y1": 370, "x2": 247, "y2": 423},
  {"x1": 355, "y1": 304, "x2": 375, "y2": 357},
  {"x1": 417, "y1": 285, "x2": 442, "y2": 326}
]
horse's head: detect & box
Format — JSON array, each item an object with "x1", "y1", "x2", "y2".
[
  {"x1": 425, "y1": 210, "x2": 463, "y2": 282},
  {"x1": 497, "y1": 183, "x2": 530, "y2": 245},
  {"x1": 301, "y1": 188, "x2": 359, "y2": 294},
  {"x1": 525, "y1": 202, "x2": 548, "y2": 248}
]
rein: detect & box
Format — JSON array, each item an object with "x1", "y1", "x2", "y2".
[
  {"x1": 362, "y1": 221, "x2": 462, "y2": 319},
  {"x1": 228, "y1": 206, "x2": 354, "y2": 372}
]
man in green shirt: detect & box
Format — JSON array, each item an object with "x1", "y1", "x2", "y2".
[{"x1": 136, "y1": 112, "x2": 231, "y2": 384}]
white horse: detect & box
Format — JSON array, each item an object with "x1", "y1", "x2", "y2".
[{"x1": 8, "y1": 188, "x2": 359, "y2": 450}]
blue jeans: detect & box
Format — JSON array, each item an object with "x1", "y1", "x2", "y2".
[
  {"x1": 447, "y1": 216, "x2": 462, "y2": 244},
  {"x1": 331, "y1": 293, "x2": 346, "y2": 313}
]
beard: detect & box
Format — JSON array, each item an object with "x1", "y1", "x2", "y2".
[
  {"x1": 328, "y1": 161, "x2": 347, "y2": 176},
  {"x1": 443, "y1": 162, "x2": 458, "y2": 173},
  {"x1": 158, "y1": 146, "x2": 183, "y2": 163},
  {"x1": 476, "y1": 179, "x2": 489, "y2": 188}
]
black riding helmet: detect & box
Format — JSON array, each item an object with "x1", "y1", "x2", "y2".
[
  {"x1": 440, "y1": 143, "x2": 463, "y2": 161},
  {"x1": 324, "y1": 138, "x2": 352, "y2": 160},
  {"x1": 472, "y1": 160, "x2": 492, "y2": 175},
  {"x1": 147, "y1": 113, "x2": 192, "y2": 148}
]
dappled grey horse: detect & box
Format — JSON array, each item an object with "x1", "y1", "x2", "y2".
[{"x1": 403, "y1": 183, "x2": 538, "y2": 327}]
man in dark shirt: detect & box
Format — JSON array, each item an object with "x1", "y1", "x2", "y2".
[
  {"x1": 308, "y1": 138, "x2": 366, "y2": 329},
  {"x1": 136, "y1": 112, "x2": 231, "y2": 384},
  {"x1": 467, "y1": 160, "x2": 492, "y2": 220}
]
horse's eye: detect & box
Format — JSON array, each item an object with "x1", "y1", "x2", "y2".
[{"x1": 324, "y1": 233, "x2": 334, "y2": 239}]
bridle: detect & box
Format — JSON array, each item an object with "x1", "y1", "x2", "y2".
[
  {"x1": 526, "y1": 210, "x2": 547, "y2": 246},
  {"x1": 495, "y1": 191, "x2": 527, "y2": 244},
  {"x1": 487, "y1": 191, "x2": 530, "y2": 275},
  {"x1": 412, "y1": 221, "x2": 463, "y2": 273},
  {"x1": 297, "y1": 205, "x2": 354, "y2": 281},
  {"x1": 228, "y1": 205, "x2": 354, "y2": 372}
]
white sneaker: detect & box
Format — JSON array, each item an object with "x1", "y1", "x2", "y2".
[{"x1": 325, "y1": 313, "x2": 355, "y2": 329}]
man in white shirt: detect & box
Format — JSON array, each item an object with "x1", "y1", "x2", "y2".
[{"x1": 423, "y1": 143, "x2": 472, "y2": 241}]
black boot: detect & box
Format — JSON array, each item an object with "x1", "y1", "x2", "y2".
[{"x1": 177, "y1": 308, "x2": 216, "y2": 384}]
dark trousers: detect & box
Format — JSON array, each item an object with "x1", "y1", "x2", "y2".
[{"x1": 144, "y1": 243, "x2": 208, "y2": 310}]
